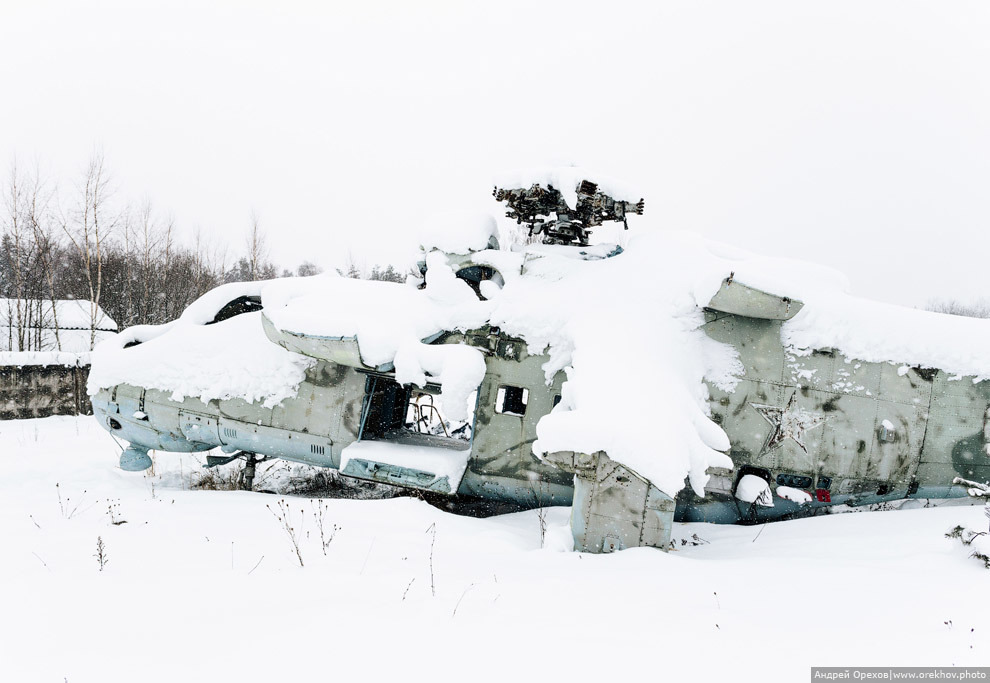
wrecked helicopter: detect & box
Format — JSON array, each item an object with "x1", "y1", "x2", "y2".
[{"x1": 90, "y1": 168, "x2": 990, "y2": 553}]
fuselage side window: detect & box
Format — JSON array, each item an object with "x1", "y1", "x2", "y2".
[{"x1": 496, "y1": 385, "x2": 529, "y2": 416}]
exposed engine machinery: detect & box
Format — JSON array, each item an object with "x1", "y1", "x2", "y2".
[{"x1": 493, "y1": 179, "x2": 644, "y2": 246}]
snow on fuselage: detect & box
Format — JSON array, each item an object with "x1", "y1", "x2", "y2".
[{"x1": 89, "y1": 228, "x2": 990, "y2": 547}]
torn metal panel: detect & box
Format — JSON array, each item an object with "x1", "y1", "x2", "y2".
[
  {"x1": 546, "y1": 450, "x2": 675, "y2": 552},
  {"x1": 706, "y1": 278, "x2": 804, "y2": 320}
]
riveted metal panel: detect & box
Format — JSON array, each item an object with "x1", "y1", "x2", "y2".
[
  {"x1": 877, "y1": 363, "x2": 935, "y2": 408},
  {"x1": 706, "y1": 279, "x2": 803, "y2": 320},
  {"x1": 805, "y1": 388, "x2": 876, "y2": 481},
  {"x1": 217, "y1": 416, "x2": 335, "y2": 467},
  {"x1": 865, "y1": 399, "x2": 925, "y2": 485},
  {"x1": 829, "y1": 356, "x2": 882, "y2": 399},
  {"x1": 220, "y1": 397, "x2": 272, "y2": 427},
  {"x1": 178, "y1": 410, "x2": 221, "y2": 447},
  {"x1": 466, "y1": 350, "x2": 568, "y2": 489},
  {"x1": 784, "y1": 349, "x2": 835, "y2": 392},
  {"x1": 703, "y1": 316, "x2": 785, "y2": 384}
]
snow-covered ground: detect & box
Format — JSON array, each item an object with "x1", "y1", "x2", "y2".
[{"x1": 1, "y1": 416, "x2": 987, "y2": 682}]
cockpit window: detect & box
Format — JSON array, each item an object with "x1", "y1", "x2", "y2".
[
  {"x1": 455, "y1": 266, "x2": 504, "y2": 300},
  {"x1": 207, "y1": 295, "x2": 263, "y2": 324}
]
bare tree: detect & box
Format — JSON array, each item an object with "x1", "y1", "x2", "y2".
[
  {"x1": 0, "y1": 161, "x2": 70, "y2": 351},
  {"x1": 1, "y1": 152, "x2": 307, "y2": 344},
  {"x1": 203, "y1": 229, "x2": 229, "y2": 294},
  {"x1": 25, "y1": 166, "x2": 62, "y2": 350},
  {"x1": 3, "y1": 160, "x2": 28, "y2": 350},
  {"x1": 191, "y1": 227, "x2": 226, "y2": 299},
  {"x1": 160, "y1": 215, "x2": 177, "y2": 320},
  {"x1": 925, "y1": 298, "x2": 990, "y2": 319},
  {"x1": 61, "y1": 152, "x2": 117, "y2": 350},
  {"x1": 191, "y1": 227, "x2": 209, "y2": 301},
  {"x1": 246, "y1": 212, "x2": 269, "y2": 282},
  {"x1": 138, "y1": 202, "x2": 160, "y2": 325},
  {"x1": 296, "y1": 261, "x2": 323, "y2": 277},
  {"x1": 119, "y1": 207, "x2": 134, "y2": 327}
]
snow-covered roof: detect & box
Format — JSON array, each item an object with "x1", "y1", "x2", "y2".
[
  {"x1": 0, "y1": 299, "x2": 117, "y2": 331},
  {"x1": 0, "y1": 351, "x2": 88, "y2": 367}
]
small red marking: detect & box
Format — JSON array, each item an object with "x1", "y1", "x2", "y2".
[{"x1": 815, "y1": 489, "x2": 831, "y2": 503}]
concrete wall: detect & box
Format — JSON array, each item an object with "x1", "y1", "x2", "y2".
[{"x1": 0, "y1": 364, "x2": 92, "y2": 420}]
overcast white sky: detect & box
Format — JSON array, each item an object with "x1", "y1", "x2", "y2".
[{"x1": 2, "y1": 0, "x2": 989, "y2": 307}]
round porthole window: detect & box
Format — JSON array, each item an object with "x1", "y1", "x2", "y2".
[{"x1": 455, "y1": 266, "x2": 504, "y2": 300}]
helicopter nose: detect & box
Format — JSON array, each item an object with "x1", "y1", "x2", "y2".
[{"x1": 119, "y1": 445, "x2": 153, "y2": 472}]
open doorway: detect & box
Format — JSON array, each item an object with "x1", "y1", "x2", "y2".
[{"x1": 358, "y1": 374, "x2": 475, "y2": 450}]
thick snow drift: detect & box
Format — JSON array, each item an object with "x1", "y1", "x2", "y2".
[
  {"x1": 88, "y1": 311, "x2": 314, "y2": 408},
  {"x1": 2, "y1": 416, "x2": 987, "y2": 682},
  {"x1": 88, "y1": 281, "x2": 314, "y2": 408},
  {"x1": 417, "y1": 211, "x2": 498, "y2": 254},
  {"x1": 262, "y1": 252, "x2": 489, "y2": 420}
]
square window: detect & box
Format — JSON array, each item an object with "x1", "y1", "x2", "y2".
[{"x1": 496, "y1": 385, "x2": 528, "y2": 416}]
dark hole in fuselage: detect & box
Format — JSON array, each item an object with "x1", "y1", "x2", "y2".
[
  {"x1": 358, "y1": 374, "x2": 473, "y2": 442},
  {"x1": 359, "y1": 376, "x2": 410, "y2": 440},
  {"x1": 207, "y1": 295, "x2": 263, "y2": 324},
  {"x1": 455, "y1": 266, "x2": 503, "y2": 300},
  {"x1": 497, "y1": 385, "x2": 528, "y2": 416}
]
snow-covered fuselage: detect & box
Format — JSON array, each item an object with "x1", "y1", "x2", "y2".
[
  {"x1": 90, "y1": 226, "x2": 990, "y2": 553},
  {"x1": 92, "y1": 321, "x2": 573, "y2": 509},
  {"x1": 92, "y1": 280, "x2": 986, "y2": 544}
]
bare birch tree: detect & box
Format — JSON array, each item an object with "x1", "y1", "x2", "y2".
[
  {"x1": 138, "y1": 201, "x2": 160, "y2": 325},
  {"x1": 25, "y1": 166, "x2": 62, "y2": 350},
  {"x1": 3, "y1": 160, "x2": 28, "y2": 350},
  {"x1": 246, "y1": 212, "x2": 269, "y2": 281},
  {"x1": 61, "y1": 152, "x2": 116, "y2": 350},
  {"x1": 160, "y1": 215, "x2": 177, "y2": 320}
]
